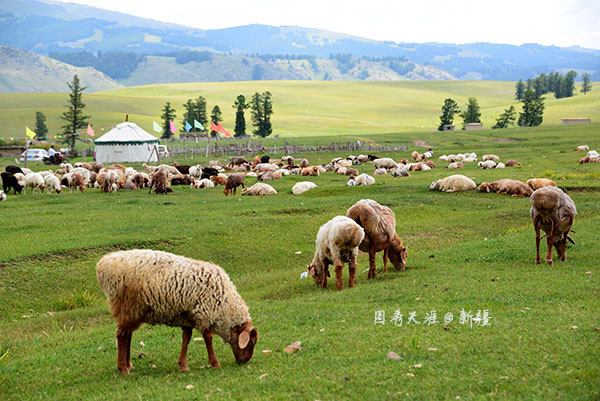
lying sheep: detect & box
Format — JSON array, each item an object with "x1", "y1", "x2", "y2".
[
  {"x1": 307, "y1": 216, "x2": 365, "y2": 290},
  {"x1": 346, "y1": 199, "x2": 407, "y2": 279},
  {"x1": 587, "y1": 150, "x2": 599, "y2": 158},
  {"x1": 574, "y1": 145, "x2": 589, "y2": 151},
  {"x1": 257, "y1": 171, "x2": 275, "y2": 181},
  {"x1": 210, "y1": 175, "x2": 228, "y2": 186},
  {"x1": 478, "y1": 160, "x2": 497, "y2": 169},
  {"x1": 300, "y1": 159, "x2": 309, "y2": 168},
  {"x1": 530, "y1": 187, "x2": 576, "y2": 265},
  {"x1": 189, "y1": 165, "x2": 203, "y2": 178},
  {"x1": 241, "y1": 183, "x2": 277, "y2": 196},
  {"x1": 0, "y1": 190, "x2": 5, "y2": 201},
  {"x1": 354, "y1": 173, "x2": 375, "y2": 186},
  {"x1": 447, "y1": 162, "x2": 464, "y2": 169},
  {"x1": 496, "y1": 162, "x2": 506, "y2": 169},
  {"x1": 301, "y1": 166, "x2": 320, "y2": 176},
  {"x1": 526, "y1": 178, "x2": 557, "y2": 191},
  {"x1": 411, "y1": 151, "x2": 422, "y2": 162},
  {"x1": 429, "y1": 175, "x2": 476, "y2": 192},
  {"x1": 97, "y1": 249, "x2": 258, "y2": 374},
  {"x1": 391, "y1": 168, "x2": 410, "y2": 177},
  {"x1": 373, "y1": 158, "x2": 397, "y2": 170},
  {"x1": 505, "y1": 159, "x2": 521, "y2": 167},
  {"x1": 224, "y1": 173, "x2": 245, "y2": 196},
  {"x1": 192, "y1": 178, "x2": 214, "y2": 189},
  {"x1": 579, "y1": 156, "x2": 600, "y2": 164},
  {"x1": 482, "y1": 154, "x2": 500, "y2": 161},
  {"x1": 292, "y1": 181, "x2": 317, "y2": 195},
  {"x1": 373, "y1": 168, "x2": 388, "y2": 176},
  {"x1": 478, "y1": 179, "x2": 532, "y2": 197}
]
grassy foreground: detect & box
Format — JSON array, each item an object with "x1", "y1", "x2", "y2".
[
  {"x1": 0, "y1": 80, "x2": 599, "y2": 139},
  {"x1": 0, "y1": 124, "x2": 599, "y2": 400}
]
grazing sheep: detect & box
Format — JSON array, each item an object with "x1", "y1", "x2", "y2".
[
  {"x1": 478, "y1": 179, "x2": 532, "y2": 197},
  {"x1": 307, "y1": 216, "x2": 365, "y2": 290},
  {"x1": 5, "y1": 165, "x2": 23, "y2": 175},
  {"x1": 1, "y1": 172, "x2": 23, "y2": 194},
  {"x1": 149, "y1": 170, "x2": 170, "y2": 194},
  {"x1": 346, "y1": 199, "x2": 408, "y2": 279},
  {"x1": 300, "y1": 159, "x2": 310, "y2": 168},
  {"x1": 210, "y1": 175, "x2": 228, "y2": 186},
  {"x1": 574, "y1": 145, "x2": 589, "y2": 151},
  {"x1": 478, "y1": 160, "x2": 497, "y2": 169},
  {"x1": 373, "y1": 168, "x2": 388, "y2": 176},
  {"x1": 530, "y1": 187, "x2": 576, "y2": 265},
  {"x1": 482, "y1": 154, "x2": 500, "y2": 161},
  {"x1": 44, "y1": 174, "x2": 61, "y2": 194},
  {"x1": 447, "y1": 162, "x2": 464, "y2": 169},
  {"x1": 526, "y1": 178, "x2": 557, "y2": 191},
  {"x1": 192, "y1": 178, "x2": 215, "y2": 189},
  {"x1": 505, "y1": 159, "x2": 521, "y2": 167},
  {"x1": 301, "y1": 166, "x2": 320, "y2": 176},
  {"x1": 292, "y1": 181, "x2": 317, "y2": 195},
  {"x1": 70, "y1": 172, "x2": 86, "y2": 193},
  {"x1": 354, "y1": 173, "x2": 375, "y2": 186},
  {"x1": 241, "y1": 183, "x2": 277, "y2": 196},
  {"x1": 429, "y1": 174, "x2": 477, "y2": 192},
  {"x1": 72, "y1": 167, "x2": 91, "y2": 185},
  {"x1": 132, "y1": 173, "x2": 149, "y2": 189},
  {"x1": 97, "y1": 249, "x2": 258, "y2": 374},
  {"x1": 0, "y1": 190, "x2": 5, "y2": 201},
  {"x1": 373, "y1": 158, "x2": 398, "y2": 170},
  {"x1": 224, "y1": 173, "x2": 245, "y2": 196},
  {"x1": 25, "y1": 173, "x2": 45, "y2": 194}
]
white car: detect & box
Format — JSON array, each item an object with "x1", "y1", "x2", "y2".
[
  {"x1": 19, "y1": 149, "x2": 49, "y2": 162},
  {"x1": 157, "y1": 145, "x2": 169, "y2": 158}
]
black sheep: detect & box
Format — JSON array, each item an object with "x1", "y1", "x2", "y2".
[
  {"x1": 260, "y1": 155, "x2": 270, "y2": 164},
  {"x1": 200, "y1": 167, "x2": 219, "y2": 180},
  {"x1": 5, "y1": 165, "x2": 23, "y2": 175},
  {"x1": 1, "y1": 172, "x2": 23, "y2": 194}
]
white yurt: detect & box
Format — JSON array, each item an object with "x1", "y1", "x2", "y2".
[{"x1": 94, "y1": 122, "x2": 159, "y2": 163}]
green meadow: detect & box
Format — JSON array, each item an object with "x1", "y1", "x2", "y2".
[
  {"x1": 0, "y1": 80, "x2": 598, "y2": 139},
  {"x1": 0, "y1": 122, "x2": 599, "y2": 400}
]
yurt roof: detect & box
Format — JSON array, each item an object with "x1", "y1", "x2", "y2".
[{"x1": 94, "y1": 122, "x2": 159, "y2": 145}]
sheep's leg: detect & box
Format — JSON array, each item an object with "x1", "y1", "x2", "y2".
[
  {"x1": 125, "y1": 332, "x2": 133, "y2": 370},
  {"x1": 368, "y1": 248, "x2": 377, "y2": 279},
  {"x1": 334, "y1": 261, "x2": 344, "y2": 290},
  {"x1": 116, "y1": 331, "x2": 131, "y2": 375},
  {"x1": 348, "y1": 257, "x2": 357, "y2": 288},
  {"x1": 545, "y1": 218, "x2": 558, "y2": 266},
  {"x1": 178, "y1": 327, "x2": 193, "y2": 371},
  {"x1": 534, "y1": 217, "x2": 541, "y2": 265},
  {"x1": 383, "y1": 248, "x2": 389, "y2": 273},
  {"x1": 202, "y1": 329, "x2": 221, "y2": 369}
]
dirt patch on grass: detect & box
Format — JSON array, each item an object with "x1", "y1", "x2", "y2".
[
  {"x1": 481, "y1": 138, "x2": 519, "y2": 143},
  {"x1": 413, "y1": 140, "x2": 432, "y2": 148}
]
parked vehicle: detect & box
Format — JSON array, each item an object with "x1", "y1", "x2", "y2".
[
  {"x1": 19, "y1": 149, "x2": 49, "y2": 163},
  {"x1": 157, "y1": 145, "x2": 169, "y2": 158}
]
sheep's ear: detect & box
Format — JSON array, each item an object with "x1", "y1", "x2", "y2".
[{"x1": 238, "y1": 330, "x2": 250, "y2": 349}]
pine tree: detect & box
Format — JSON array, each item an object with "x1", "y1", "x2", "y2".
[
  {"x1": 194, "y1": 96, "x2": 208, "y2": 133},
  {"x1": 210, "y1": 105, "x2": 223, "y2": 137},
  {"x1": 563, "y1": 70, "x2": 577, "y2": 97},
  {"x1": 581, "y1": 73, "x2": 592, "y2": 94},
  {"x1": 554, "y1": 75, "x2": 565, "y2": 98},
  {"x1": 181, "y1": 99, "x2": 195, "y2": 133},
  {"x1": 492, "y1": 105, "x2": 516, "y2": 129},
  {"x1": 34, "y1": 111, "x2": 48, "y2": 140},
  {"x1": 60, "y1": 75, "x2": 90, "y2": 151},
  {"x1": 233, "y1": 95, "x2": 249, "y2": 137},
  {"x1": 250, "y1": 91, "x2": 274, "y2": 137},
  {"x1": 437, "y1": 98, "x2": 460, "y2": 131},
  {"x1": 459, "y1": 97, "x2": 481, "y2": 129},
  {"x1": 261, "y1": 91, "x2": 273, "y2": 137},
  {"x1": 515, "y1": 79, "x2": 525, "y2": 100},
  {"x1": 518, "y1": 90, "x2": 544, "y2": 127},
  {"x1": 160, "y1": 102, "x2": 176, "y2": 139}
]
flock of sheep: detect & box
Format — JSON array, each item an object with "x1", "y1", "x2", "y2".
[{"x1": 2, "y1": 143, "x2": 591, "y2": 375}]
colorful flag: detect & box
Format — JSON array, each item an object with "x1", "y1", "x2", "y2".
[
  {"x1": 169, "y1": 120, "x2": 177, "y2": 134},
  {"x1": 194, "y1": 120, "x2": 204, "y2": 130},
  {"x1": 87, "y1": 124, "x2": 95, "y2": 137},
  {"x1": 185, "y1": 121, "x2": 192, "y2": 132},
  {"x1": 217, "y1": 122, "x2": 226, "y2": 134},
  {"x1": 224, "y1": 129, "x2": 232, "y2": 137},
  {"x1": 210, "y1": 121, "x2": 218, "y2": 132},
  {"x1": 153, "y1": 121, "x2": 161, "y2": 133},
  {"x1": 25, "y1": 126, "x2": 36, "y2": 139}
]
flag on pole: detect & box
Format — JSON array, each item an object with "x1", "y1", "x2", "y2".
[
  {"x1": 25, "y1": 126, "x2": 36, "y2": 139},
  {"x1": 210, "y1": 121, "x2": 218, "y2": 132},
  {"x1": 169, "y1": 120, "x2": 177, "y2": 134},
  {"x1": 194, "y1": 120, "x2": 204, "y2": 130},
  {"x1": 217, "y1": 122, "x2": 226, "y2": 134},
  {"x1": 153, "y1": 121, "x2": 161, "y2": 133},
  {"x1": 185, "y1": 121, "x2": 192, "y2": 132},
  {"x1": 87, "y1": 124, "x2": 95, "y2": 137},
  {"x1": 224, "y1": 129, "x2": 232, "y2": 137}
]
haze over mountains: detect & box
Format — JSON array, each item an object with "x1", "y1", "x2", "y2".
[{"x1": 1, "y1": 0, "x2": 599, "y2": 92}]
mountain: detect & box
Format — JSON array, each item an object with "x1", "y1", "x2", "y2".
[
  {"x1": 1, "y1": 0, "x2": 599, "y2": 83},
  {"x1": 0, "y1": 46, "x2": 122, "y2": 92}
]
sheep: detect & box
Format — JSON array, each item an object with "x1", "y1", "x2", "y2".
[
  {"x1": 373, "y1": 158, "x2": 397, "y2": 170},
  {"x1": 478, "y1": 160, "x2": 497, "y2": 169},
  {"x1": 60, "y1": 162, "x2": 73, "y2": 172},
  {"x1": 301, "y1": 166, "x2": 320, "y2": 176},
  {"x1": 411, "y1": 151, "x2": 422, "y2": 162},
  {"x1": 346, "y1": 178, "x2": 356, "y2": 186},
  {"x1": 299, "y1": 159, "x2": 310, "y2": 168},
  {"x1": 574, "y1": 145, "x2": 589, "y2": 151},
  {"x1": 496, "y1": 162, "x2": 506, "y2": 169},
  {"x1": 335, "y1": 159, "x2": 352, "y2": 168},
  {"x1": 148, "y1": 170, "x2": 170, "y2": 194},
  {"x1": 1, "y1": 172, "x2": 23, "y2": 194},
  {"x1": 307, "y1": 216, "x2": 365, "y2": 290},
  {"x1": 409, "y1": 163, "x2": 431, "y2": 172},
  {"x1": 530, "y1": 187, "x2": 576, "y2": 265},
  {"x1": 241, "y1": 183, "x2": 277, "y2": 196},
  {"x1": 587, "y1": 150, "x2": 599, "y2": 158},
  {"x1": 429, "y1": 174, "x2": 476, "y2": 192},
  {"x1": 257, "y1": 171, "x2": 275, "y2": 181},
  {"x1": 391, "y1": 168, "x2": 410, "y2": 177},
  {"x1": 210, "y1": 175, "x2": 228, "y2": 186},
  {"x1": 5, "y1": 165, "x2": 23, "y2": 175},
  {"x1": 245, "y1": 172, "x2": 258, "y2": 178},
  {"x1": 462, "y1": 157, "x2": 477, "y2": 163},
  {"x1": 25, "y1": 173, "x2": 45, "y2": 194},
  {"x1": 335, "y1": 167, "x2": 348, "y2": 175},
  {"x1": 69, "y1": 172, "x2": 86, "y2": 193},
  {"x1": 346, "y1": 199, "x2": 407, "y2": 279},
  {"x1": 21, "y1": 167, "x2": 33, "y2": 175},
  {"x1": 367, "y1": 154, "x2": 380, "y2": 161},
  {"x1": 579, "y1": 156, "x2": 600, "y2": 164},
  {"x1": 44, "y1": 174, "x2": 61, "y2": 194},
  {"x1": 438, "y1": 155, "x2": 449, "y2": 162},
  {"x1": 373, "y1": 168, "x2": 388, "y2": 176},
  {"x1": 72, "y1": 167, "x2": 91, "y2": 185},
  {"x1": 192, "y1": 178, "x2": 215, "y2": 189},
  {"x1": 482, "y1": 154, "x2": 500, "y2": 161},
  {"x1": 423, "y1": 150, "x2": 434, "y2": 159},
  {"x1": 13, "y1": 172, "x2": 26, "y2": 188},
  {"x1": 354, "y1": 173, "x2": 375, "y2": 186},
  {"x1": 423, "y1": 160, "x2": 436, "y2": 169},
  {"x1": 201, "y1": 167, "x2": 220, "y2": 179},
  {"x1": 526, "y1": 178, "x2": 557, "y2": 191},
  {"x1": 74, "y1": 162, "x2": 94, "y2": 171},
  {"x1": 171, "y1": 162, "x2": 191, "y2": 174},
  {"x1": 477, "y1": 179, "x2": 533, "y2": 197},
  {"x1": 505, "y1": 159, "x2": 521, "y2": 167},
  {"x1": 223, "y1": 173, "x2": 245, "y2": 196},
  {"x1": 292, "y1": 181, "x2": 317, "y2": 195},
  {"x1": 96, "y1": 249, "x2": 258, "y2": 374},
  {"x1": 357, "y1": 155, "x2": 369, "y2": 163},
  {"x1": 260, "y1": 155, "x2": 270, "y2": 164},
  {"x1": 447, "y1": 162, "x2": 464, "y2": 169},
  {"x1": 189, "y1": 165, "x2": 203, "y2": 178},
  {"x1": 0, "y1": 190, "x2": 5, "y2": 201}
]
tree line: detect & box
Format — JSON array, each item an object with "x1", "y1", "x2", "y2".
[{"x1": 515, "y1": 71, "x2": 592, "y2": 100}]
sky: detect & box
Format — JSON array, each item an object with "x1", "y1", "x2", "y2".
[{"x1": 60, "y1": 0, "x2": 600, "y2": 49}]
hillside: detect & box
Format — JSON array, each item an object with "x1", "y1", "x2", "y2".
[
  {"x1": 0, "y1": 80, "x2": 597, "y2": 139},
  {"x1": 0, "y1": 46, "x2": 122, "y2": 93},
  {"x1": 1, "y1": 0, "x2": 599, "y2": 83}
]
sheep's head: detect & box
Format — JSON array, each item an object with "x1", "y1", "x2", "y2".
[
  {"x1": 229, "y1": 321, "x2": 258, "y2": 364},
  {"x1": 428, "y1": 181, "x2": 440, "y2": 191},
  {"x1": 389, "y1": 240, "x2": 408, "y2": 271},
  {"x1": 307, "y1": 262, "x2": 329, "y2": 287},
  {"x1": 478, "y1": 182, "x2": 491, "y2": 192}
]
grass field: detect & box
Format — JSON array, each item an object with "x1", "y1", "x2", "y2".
[
  {"x1": 0, "y1": 123, "x2": 599, "y2": 400},
  {"x1": 0, "y1": 80, "x2": 599, "y2": 139}
]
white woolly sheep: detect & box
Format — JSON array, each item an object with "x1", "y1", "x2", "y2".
[
  {"x1": 189, "y1": 165, "x2": 203, "y2": 178},
  {"x1": 574, "y1": 145, "x2": 589, "y2": 151},
  {"x1": 447, "y1": 162, "x2": 464, "y2": 169},
  {"x1": 0, "y1": 190, "x2": 6, "y2": 201},
  {"x1": 13, "y1": 172, "x2": 26, "y2": 188},
  {"x1": 482, "y1": 154, "x2": 500, "y2": 162},
  {"x1": 346, "y1": 178, "x2": 356, "y2": 186},
  {"x1": 25, "y1": 173, "x2": 45, "y2": 194},
  {"x1": 192, "y1": 178, "x2": 214, "y2": 189},
  {"x1": 496, "y1": 162, "x2": 506, "y2": 169},
  {"x1": 241, "y1": 183, "x2": 277, "y2": 196},
  {"x1": 429, "y1": 174, "x2": 476, "y2": 192},
  {"x1": 96, "y1": 249, "x2": 258, "y2": 374},
  {"x1": 307, "y1": 216, "x2": 365, "y2": 290},
  {"x1": 354, "y1": 173, "x2": 375, "y2": 186},
  {"x1": 587, "y1": 150, "x2": 600, "y2": 158},
  {"x1": 373, "y1": 168, "x2": 388, "y2": 176},
  {"x1": 292, "y1": 181, "x2": 317, "y2": 195},
  {"x1": 373, "y1": 158, "x2": 398, "y2": 170},
  {"x1": 438, "y1": 155, "x2": 449, "y2": 162},
  {"x1": 391, "y1": 168, "x2": 410, "y2": 177},
  {"x1": 44, "y1": 174, "x2": 61, "y2": 194},
  {"x1": 462, "y1": 157, "x2": 477, "y2": 163},
  {"x1": 478, "y1": 160, "x2": 497, "y2": 169}
]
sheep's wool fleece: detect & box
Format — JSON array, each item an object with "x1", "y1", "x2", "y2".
[
  {"x1": 530, "y1": 186, "x2": 577, "y2": 223},
  {"x1": 96, "y1": 250, "x2": 250, "y2": 342}
]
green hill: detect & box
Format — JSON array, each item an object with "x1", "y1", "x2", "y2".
[{"x1": 0, "y1": 80, "x2": 597, "y2": 139}]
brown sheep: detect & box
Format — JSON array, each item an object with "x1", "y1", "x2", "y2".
[
  {"x1": 302, "y1": 166, "x2": 320, "y2": 176},
  {"x1": 70, "y1": 172, "x2": 86, "y2": 193},
  {"x1": 478, "y1": 179, "x2": 533, "y2": 197},
  {"x1": 257, "y1": 171, "x2": 275, "y2": 181},
  {"x1": 133, "y1": 173, "x2": 149, "y2": 189},
  {"x1": 89, "y1": 162, "x2": 104, "y2": 173},
  {"x1": 300, "y1": 159, "x2": 310, "y2": 168},
  {"x1": 149, "y1": 170, "x2": 170, "y2": 194},
  {"x1": 252, "y1": 156, "x2": 261, "y2": 167},
  {"x1": 531, "y1": 186, "x2": 576, "y2": 265},
  {"x1": 411, "y1": 151, "x2": 422, "y2": 162},
  {"x1": 579, "y1": 156, "x2": 600, "y2": 164},
  {"x1": 423, "y1": 160, "x2": 436, "y2": 169},
  {"x1": 346, "y1": 199, "x2": 408, "y2": 279},
  {"x1": 210, "y1": 175, "x2": 228, "y2": 186},
  {"x1": 526, "y1": 178, "x2": 557, "y2": 191},
  {"x1": 223, "y1": 173, "x2": 245, "y2": 196},
  {"x1": 505, "y1": 159, "x2": 521, "y2": 167},
  {"x1": 345, "y1": 167, "x2": 359, "y2": 176}
]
